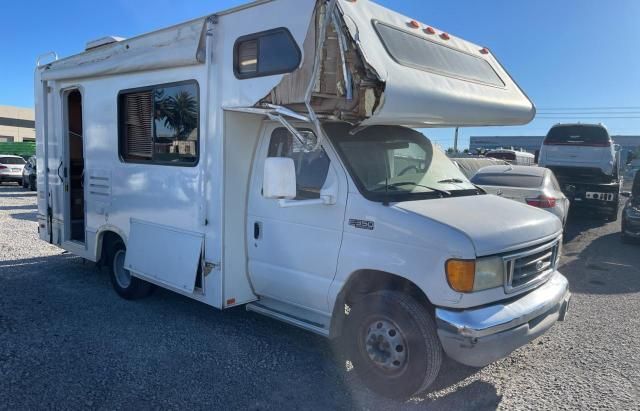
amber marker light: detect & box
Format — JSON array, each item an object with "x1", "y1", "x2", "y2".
[{"x1": 446, "y1": 259, "x2": 475, "y2": 293}]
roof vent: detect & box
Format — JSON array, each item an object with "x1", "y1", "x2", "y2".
[{"x1": 85, "y1": 36, "x2": 126, "y2": 51}]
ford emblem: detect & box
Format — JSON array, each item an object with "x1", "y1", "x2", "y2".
[{"x1": 536, "y1": 260, "x2": 545, "y2": 271}]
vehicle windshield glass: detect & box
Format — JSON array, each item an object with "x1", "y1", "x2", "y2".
[
  {"x1": 471, "y1": 173, "x2": 543, "y2": 188},
  {"x1": 0, "y1": 157, "x2": 26, "y2": 165},
  {"x1": 325, "y1": 123, "x2": 478, "y2": 202},
  {"x1": 544, "y1": 125, "x2": 610, "y2": 146}
]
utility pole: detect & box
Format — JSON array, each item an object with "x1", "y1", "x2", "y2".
[{"x1": 454, "y1": 127, "x2": 459, "y2": 153}]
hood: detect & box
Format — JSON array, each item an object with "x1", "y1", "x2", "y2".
[{"x1": 394, "y1": 195, "x2": 562, "y2": 256}]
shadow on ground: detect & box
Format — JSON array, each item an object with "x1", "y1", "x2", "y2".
[
  {"x1": 563, "y1": 209, "x2": 612, "y2": 243},
  {"x1": 0, "y1": 253, "x2": 493, "y2": 410},
  {"x1": 560, "y1": 231, "x2": 640, "y2": 295},
  {"x1": 10, "y1": 212, "x2": 37, "y2": 221}
]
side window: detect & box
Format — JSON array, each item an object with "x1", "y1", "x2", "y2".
[
  {"x1": 267, "y1": 128, "x2": 330, "y2": 200},
  {"x1": 119, "y1": 81, "x2": 199, "y2": 166},
  {"x1": 234, "y1": 28, "x2": 301, "y2": 79},
  {"x1": 389, "y1": 143, "x2": 427, "y2": 179}
]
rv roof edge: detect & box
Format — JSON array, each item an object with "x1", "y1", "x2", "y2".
[{"x1": 85, "y1": 36, "x2": 126, "y2": 51}]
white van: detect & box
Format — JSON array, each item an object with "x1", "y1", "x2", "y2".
[{"x1": 35, "y1": 0, "x2": 570, "y2": 399}]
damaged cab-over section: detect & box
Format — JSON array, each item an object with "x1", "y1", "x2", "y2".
[{"x1": 263, "y1": 0, "x2": 535, "y2": 128}]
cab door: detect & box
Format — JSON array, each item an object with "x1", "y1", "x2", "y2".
[{"x1": 247, "y1": 124, "x2": 347, "y2": 313}]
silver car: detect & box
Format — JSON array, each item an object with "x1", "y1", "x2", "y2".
[
  {"x1": 0, "y1": 155, "x2": 26, "y2": 185},
  {"x1": 471, "y1": 165, "x2": 570, "y2": 226}
]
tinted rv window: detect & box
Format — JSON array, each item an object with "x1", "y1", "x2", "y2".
[
  {"x1": 374, "y1": 21, "x2": 504, "y2": 87},
  {"x1": 119, "y1": 81, "x2": 199, "y2": 166},
  {"x1": 234, "y1": 28, "x2": 301, "y2": 79},
  {"x1": 544, "y1": 125, "x2": 611, "y2": 146},
  {"x1": 267, "y1": 128, "x2": 330, "y2": 200}
]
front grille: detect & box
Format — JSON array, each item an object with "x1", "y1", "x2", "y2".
[{"x1": 504, "y1": 239, "x2": 559, "y2": 293}]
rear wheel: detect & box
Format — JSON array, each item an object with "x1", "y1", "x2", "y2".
[
  {"x1": 107, "y1": 241, "x2": 154, "y2": 300},
  {"x1": 343, "y1": 290, "x2": 443, "y2": 399}
]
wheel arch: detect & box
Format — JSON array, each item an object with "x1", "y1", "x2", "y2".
[
  {"x1": 95, "y1": 225, "x2": 127, "y2": 264},
  {"x1": 329, "y1": 269, "x2": 434, "y2": 339}
]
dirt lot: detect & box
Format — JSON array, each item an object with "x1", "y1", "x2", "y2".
[{"x1": 0, "y1": 184, "x2": 638, "y2": 410}]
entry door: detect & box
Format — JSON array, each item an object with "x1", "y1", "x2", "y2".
[
  {"x1": 247, "y1": 125, "x2": 347, "y2": 313},
  {"x1": 64, "y1": 89, "x2": 86, "y2": 244}
]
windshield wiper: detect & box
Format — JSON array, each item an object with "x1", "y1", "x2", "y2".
[
  {"x1": 376, "y1": 182, "x2": 451, "y2": 197},
  {"x1": 437, "y1": 178, "x2": 465, "y2": 184}
]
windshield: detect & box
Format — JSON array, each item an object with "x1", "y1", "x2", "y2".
[
  {"x1": 0, "y1": 157, "x2": 26, "y2": 165},
  {"x1": 324, "y1": 123, "x2": 478, "y2": 202},
  {"x1": 544, "y1": 125, "x2": 611, "y2": 147}
]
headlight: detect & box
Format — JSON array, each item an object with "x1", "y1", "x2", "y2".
[{"x1": 446, "y1": 256, "x2": 505, "y2": 293}]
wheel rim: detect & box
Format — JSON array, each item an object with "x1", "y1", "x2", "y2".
[
  {"x1": 113, "y1": 249, "x2": 131, "y2": 289},
  {"x1": 361, "y1": 317, "x2": 409, "y2": 374}
]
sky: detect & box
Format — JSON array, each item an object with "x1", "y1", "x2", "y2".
[{"x1": 1, "y1": 0, "x2": 640, "y2": 149}]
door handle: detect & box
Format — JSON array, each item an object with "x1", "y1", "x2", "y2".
[
  {"x1": 254, "y1": 222, "x2": 261, "y2": 240},
  {"x1": 57, "y1": 161, "x2": 64, "y2": 182}
]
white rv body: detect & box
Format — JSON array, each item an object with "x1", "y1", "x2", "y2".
[{"x1": 35, "y1": 0, "x2": 568, "y2": 398}]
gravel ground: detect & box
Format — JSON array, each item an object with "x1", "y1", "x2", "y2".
[{"x1": 0, "y1": 183, "x2": 638, "y2": 410}]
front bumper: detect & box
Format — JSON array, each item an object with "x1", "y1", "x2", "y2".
[{"x1": 435, "y1": 272, "x2": 570, "y2": 367}]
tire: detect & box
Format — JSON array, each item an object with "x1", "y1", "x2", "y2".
[
  {"x1": 22, "y1": 177, "x2": 28, "y2": 189},
  {"x1": 606, "y1": 207, "x2": 619, "y2": 222},
  {"x1": 29, "y1": 175, "x2": 36, "y2": 191},
  {"x1": 343, "y1": 290, "x2": 443, "y2": 399},
  {"x1": 107, "y1": 241, "x2": 154, "y2": 300}
]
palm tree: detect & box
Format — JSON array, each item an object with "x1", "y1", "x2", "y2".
[{"x1": 155, "y1": 88, "x2": 198, "y2": 140}]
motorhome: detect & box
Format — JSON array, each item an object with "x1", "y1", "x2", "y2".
[
  {"x1": 35, "y1": 0, "x2": 571, "y2": 399},
  {"x1": 485, "y1": 148, "x2": 536, "y2": 165}
]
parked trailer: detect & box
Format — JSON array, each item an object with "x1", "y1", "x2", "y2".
[{"x1": 35, "y1": 0, "x2": 570, "y2": 399}]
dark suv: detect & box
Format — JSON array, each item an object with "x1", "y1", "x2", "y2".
[
  {"x1": 622, "y1": 171, "x2": 640, "y2": 243},
  {"x1": 21, "y1": 156, "x2": 37, "y2": 191}
]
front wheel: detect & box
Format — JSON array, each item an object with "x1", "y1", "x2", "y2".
[
  {"x1": 606, "y1": 207, "x2": 619, "y2": 222},
  {"x1": 107, "y1": 241, "x2": 154, "y2": 300},
  {"x1": 343, "y1": 290, "x2": 443, "y2": 399}
]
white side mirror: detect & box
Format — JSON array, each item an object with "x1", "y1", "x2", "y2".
[{"x1": 263, "y1": 157, "x2": 296, "y2": 200}]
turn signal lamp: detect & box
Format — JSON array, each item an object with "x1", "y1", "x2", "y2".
[
  {"x1": 408, "y1": 20, "x2": 420, "y2": 29},
  {"x1": 440, "y1": 32, "x2": 451, "y2": 40},
  {"x1": 446, "y1": 259, "x2": 475, "y2": 293},
  {"x1": 424, "y1": 27, "x2": 436, "y2": 35}
]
